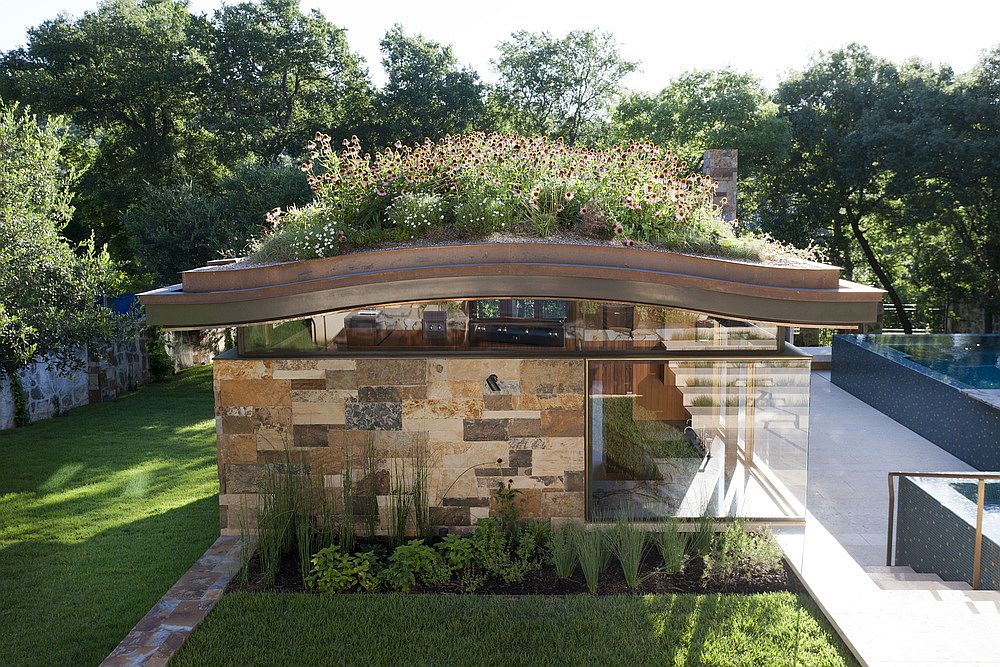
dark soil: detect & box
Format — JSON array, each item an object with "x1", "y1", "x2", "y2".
[{"x1": 231, "y1": 542, "x2": 801, "y2": 597}]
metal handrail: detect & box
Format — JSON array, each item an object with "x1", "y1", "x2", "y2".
[{"x1": 887, "y1": 471, "x2": 1000, "y2": 589}]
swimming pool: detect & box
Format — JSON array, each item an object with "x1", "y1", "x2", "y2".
[
  {"x1": 874, "y1": 334, "x2": 1000, "y2": 389},
  {"x1": 951, "y1": 481, "x2": 1000, "y2": 514},
  {"x1": 832, "y1": 334, "x2": 1000, "y2": 470}
]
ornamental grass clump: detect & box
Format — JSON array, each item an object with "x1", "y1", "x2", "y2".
[
  {"x1": 551, "y1": 523, "x2": 581, "y2": 579},
  {"x1": 249, "y1": 133, "x2": 816, "y2": 264},
  {"x1": 651, "y1": 519, "x2": 688, "y2": 574},
  {"x1": 577, "y1": 526, "x2": 608, "y2": 594},
  {"x1": 609, "y1": 519, "x2": 649, "y2": 589}
]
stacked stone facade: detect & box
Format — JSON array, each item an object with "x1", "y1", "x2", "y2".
[{"x1": 214, "y1": 356, "x2": 587, "y2": 535}]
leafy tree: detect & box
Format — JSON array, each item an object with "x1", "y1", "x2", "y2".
[
  {"x1": 611, "y1": 70, "x2": 791, "y2": 217},
  {"x1": 377, "y1": 25, "x2": 487, "y2": 144},
  {"x1": 0, "y1": 0, "x2": 215, "y2": 252},
  {"x1": 0, "y1": 104, "x2": 129, "y2": 374},
  {"x1": 494, "y1": 29, "x2": 637, "y2": 143},
  {"x1": 123, "y1": 160, "x2": 313, "y2": 283},
  {"x1": 207, "y1": 0, "x2": 374, "y2": 161},
  {"x1": 770, "y1": 44, "x2": 917, "y2": 332}
]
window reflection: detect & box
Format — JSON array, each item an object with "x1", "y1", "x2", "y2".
[{"x1": 237, "y1": 299, "x2": 781, "y2": 355}]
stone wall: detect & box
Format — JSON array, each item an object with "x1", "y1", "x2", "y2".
[
  {"x1": 214, "y1": 356, "x2": 587, "y2": 535},
  {"x1": 164, "y1": 329, "x2": 229, "y2": 371},
  {"x1": 0, "y1": 337, "x2": 149, "y2": 430}
]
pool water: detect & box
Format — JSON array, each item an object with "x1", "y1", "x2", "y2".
[
  {"x1": 951, "y1": 481, "x2": 1000, "y2": 514},
  {"x1": 871, "y1": 334, "x2": 1000, "y2": 389}
]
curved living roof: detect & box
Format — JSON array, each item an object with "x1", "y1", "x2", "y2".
[{"x1": 139, "y1": 241, "x2": 885, "y2": 329}]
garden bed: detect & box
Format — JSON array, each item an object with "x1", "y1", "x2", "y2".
[{"x1": 234, "y1": 543, "x2": 800, "y2": 597}]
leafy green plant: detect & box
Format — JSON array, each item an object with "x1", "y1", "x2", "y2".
[
  {"x1": 610, "y1": 519, "x2": 648, "y2": 589},
  {"x1": 307, "y1": 545, "x2": 380, "y2": 594},
  {"x1": 651, "y1": 520, "x2": 687, "y2": 574},
  {"x1": 436, "y1": 533, "x2": 485, "y2": 592},
  {"x1": 551, "y1": 523, "x2": 581, "y2": 579},
  {"x1": 703, "y1": 521, "x2": 784, "y2": 583},
  {"x1": 494, "y1": 479, "x2": 523, "y2": 540},
  {"x1": 577, "y1": 526, "x2": 608, "y2": 593},
  {"x1": 146, "y1": 329, "x2": 174, "y2": 382},
  {"x1": 380, "y1": 540, "x2": 450, "y2": 592}
]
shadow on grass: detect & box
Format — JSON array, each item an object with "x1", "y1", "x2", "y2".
[
  {"x1": 173, "y1": 590, "x2": 858, "y2": 667},
  {"x1": 0, "y1": 367, "x2": 220, "y2": 666}
]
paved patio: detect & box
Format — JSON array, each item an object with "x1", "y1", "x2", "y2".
[{"x1": 776, "y1": 371, "x2": 1000, "y2": 666}]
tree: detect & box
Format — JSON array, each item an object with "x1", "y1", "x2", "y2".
[
  {"x1": 207, "y1": 0, "x2": 374, "y2": 161},
  {"x1": 0, "y1": 103, "x2": 129, "y2": 375},
  {"x1": 376, "y1": 25, "x2": 487, "y2": 144},
  {"x1": 494, "y1": 29, "x2": 637, "y2": 143},
  {"x1": 611, "y1": 70, "x2": 791, "y2": 218},
  {"x1": 771, "y1": 44, "x2": 917, "y2": 333},
  {"x1": 0, "y1": 0, "x2": 215, "y2": 252},
  {"x1": 123, "y1": 159, "x2": 313, "y2": 284}
]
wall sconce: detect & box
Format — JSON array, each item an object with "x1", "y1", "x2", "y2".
[{"x1": 486, "y1": 374, "x2": 501, "y2": 392}]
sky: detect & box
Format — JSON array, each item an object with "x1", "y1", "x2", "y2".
[{"x1": 1, "y1": 0, "x2": 998, "y2": 92}]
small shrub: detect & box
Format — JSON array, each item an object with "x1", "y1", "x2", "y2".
[
  {"x1": 146, "y1": 329, "x2": 174, "y2": 381},
  {"x1": 577, "y1": 526, "x2": 608, "y2": 593},
  {"x1": 381, "y1": 540, "x2": 450, "y2": 592},
  {"x1": 436, "y1": 533, "x2": 485, "y2": 592},
  {"x1": 704, "y1": 521, "x2": 784, "y2": 583},
  {"x1": 494, "y1": 479, "x2": 523, "y2": 540},
  {"x1": 469, "y1": 518, "x2": 544, "y2": 584},
  {"x1": 651, "y1": 520, "x2": 687, "y2": 574},
  {"x1": 551, "y1": 523, "x2": 581, "y2": 579},
  {"x1": 307, "y1": 545, "x2": 380, "y2": 594},
  {"x1": 610, "y1": 519, "x2": 648, "y2": 589}
]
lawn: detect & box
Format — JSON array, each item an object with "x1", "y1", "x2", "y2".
[
  {"x1": 0, "y1": 365, "x2": 219, "y2": 666},
  {"x1": 173, "y1": 591, "x2": 856, "y2": 666}
]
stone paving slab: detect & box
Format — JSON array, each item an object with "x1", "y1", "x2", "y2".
[{"x1": 101, "y1": 536, "x2": 243, "y2": 667}]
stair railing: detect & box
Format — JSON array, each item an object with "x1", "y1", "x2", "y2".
[{"x1": 887, "y1": 471, "x2": 1000, "y2": 590}]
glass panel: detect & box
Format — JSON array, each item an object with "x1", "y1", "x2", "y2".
[
  {"x1": 587, "y1": 358, "x2": 808, "y2": 520},
  {"x1": 238, "y1": 299, "x2": 781, "y2": 355}
]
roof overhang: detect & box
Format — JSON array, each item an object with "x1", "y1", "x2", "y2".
[{"x1": 139, "y1": 242, "x2": 885, "y2": 330}]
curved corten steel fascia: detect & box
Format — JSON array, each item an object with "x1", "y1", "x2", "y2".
[{"x1": 140, "y1": 242, "x2": 884, "y2": 329}]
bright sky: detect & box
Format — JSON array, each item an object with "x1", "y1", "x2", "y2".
[{"x1": 2, "y1": 0, "x2": 997, "y2": 92}]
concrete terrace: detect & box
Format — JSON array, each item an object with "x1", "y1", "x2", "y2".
[{"x1": 777, "y1": 371, "x2": 1000, "y2": 667}]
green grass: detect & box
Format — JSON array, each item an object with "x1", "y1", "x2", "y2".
[
  {"x1": 0, "y1": 366, "x2": 219, "y2": 666},
  {"x1": 174, "y1": 592, "x2": 856, "y2": 667}
]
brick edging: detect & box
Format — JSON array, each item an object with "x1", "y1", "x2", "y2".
[{"x1": 101, "y1": 536, "x2": 244, "y2": 666}]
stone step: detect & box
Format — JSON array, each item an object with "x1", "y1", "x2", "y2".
[
  {"x1": 864, "y1": 565, "x2": 917, "y2": 575},
  {"x1": 875, "y1": 579, "x2": 972, "y2": 591},
  {"x1": 868, "y1": 571, "x2": 943, "y2": 583}
]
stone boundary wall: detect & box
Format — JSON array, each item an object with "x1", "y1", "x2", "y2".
[
  {"x1": 0, "y1": 331, "x2": 231, "y2": 430},
  {"x1": 214, "y1": 356, "x2": 587, "y2": 535}
]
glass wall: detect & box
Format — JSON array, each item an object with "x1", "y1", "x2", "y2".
[
  {"x1": 238, "y1": 298, "x2": 781, "y2": 355},
  {"x1": 587, "y1": 358, "x2": 809, "y2": 520}
]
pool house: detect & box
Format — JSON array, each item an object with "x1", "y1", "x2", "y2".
[{"x1": 140, "y1": 240, "x2": 883, "y2": 534}]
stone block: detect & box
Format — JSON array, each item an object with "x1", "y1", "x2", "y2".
[
  {"x1": 533, "y1": 444, "x2": 585, "y2": 476},
  {"x1": 508, "y1": 419, "x2": 542, "y2": 437},
  {"x1": 221, "y1": 415, "x2": 253, "y2": 435},
  {"x1": 219, "y1": 379, "x2": 291, "y2": 407},
  {"x1": 483, "y1": 394, "x2": 513, "y2": 411},
  {"x1": 290, "y1": 379, "x2": 327, "y2": 390},
  {"x1": 345, "y1": 401, "x2": 402, "y2": 431},
  {"x1": 520, "y1": 360, "x2": 584, "y2": 397},
  {"x1": 355, "y1": 359, "x2": 426, "y2": 386},
  {"x1": 292, "y1": 425, "x2": 329, "y2": 448},
  {"x1": 463, "y1": 418, "x2": 508, "y2": 441},
  {"x1": 540, "y1": 491, "x2": 585, "y2": 518},
  {"x1": 214, "y1": 360, "x2": 272, "y2": 380},
  {"x1": 358, "y1": 386, "x2": 401, "y2": 403},
  {"x1": 404, "y1": 399, "x2": 481, "y2": 419},
  {"x1": 508, "y1": 449, "x2": 532, "y2": 468},
  {"x1": 541, "y1": 409, "x2": 584, "y2": 437},
  {"x1": 219, "y1": 434, "x2": 256, "y2": 463},
  {"x1": 325, "y1": 369, "x2": 358, "y2": 389},
  {"x1": 291, "y1": 401, "x2": 346, "y2": 425},
  {"x1": 565, "y1": 470, "x2": 586, "y2": 491},
  {"x1": 430, "y1": 506, "x2": 470, "y2": 526}
]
